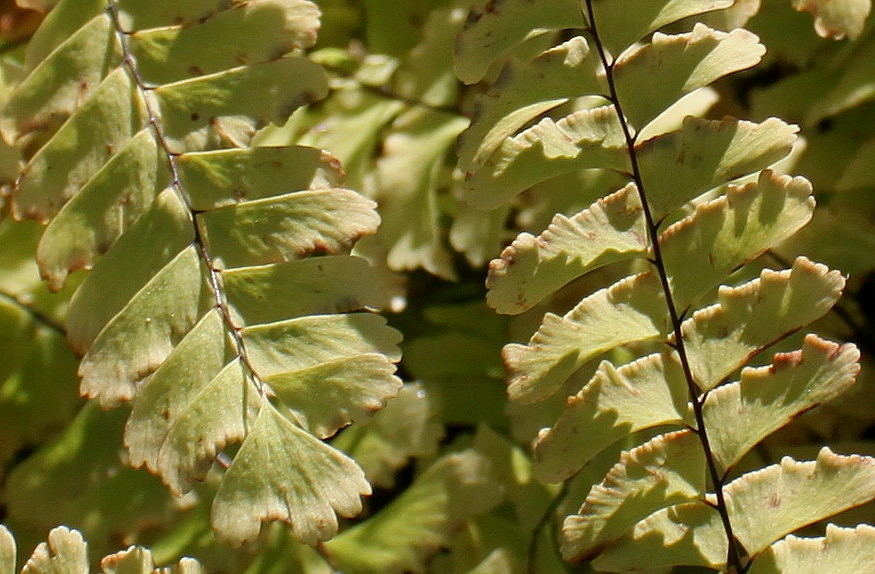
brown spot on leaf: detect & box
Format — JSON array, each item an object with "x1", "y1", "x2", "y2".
[{"x1": 768, "y1": 493, "x2": 781, "y2": 508}]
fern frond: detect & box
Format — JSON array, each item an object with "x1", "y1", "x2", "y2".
[
  {"x1": 559, "y1": 335, "x2": 861, "y2": 560},
  {"x1": 590, "y1": 449, "x2": 875, "y2": 570},
  {"x1": 4, "y1": 0, "x2": 402, "y2": 546},
  {"x1": 457, "y1": 0, "x2": 870, "y2": 570}
]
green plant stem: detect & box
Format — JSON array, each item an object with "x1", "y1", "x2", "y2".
[
  {"x1": 582, "y1": 2, "x2": 745, "y2": 572},
  {"x1": 105, "y1": 1, "x2": 263, "y2": 430}
]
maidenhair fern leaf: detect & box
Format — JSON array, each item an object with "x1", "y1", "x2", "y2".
[
  {"x1": 660, "y1": 170, "x2": 815, "y2": 308},
  {"x1": 533, "y1": 353, "x2": 691, "y2": 483},
  {"x1": 211, "y1": 402, "x2": 371, "y2": 547},
  {"x1": 792, "y1": 0, "x2": 872, "y2": 39},
  {"x1": 241, "y1": 313, "x2": 402, "y2": 377},
  {"x1": 590, "y1": 500, "x2": 726, "y2": 571},
  {"x1": 37, "y1": 129, "x2": 168, "y2": 290},
  {"x1": 612, "y1": 24, "x2": 764, "y2": 130},
  {"x1": 594, "y1": 450, "x2": 875, "y2": 571},
  {"x1": 176, "y1": 146, "x2": 344, "y2": 211},
  {"x1": 702, "y1": 335, "x2": 861, "y2": 471},
  {"x1": 485, "y1": 183, "x2": 647, "y2": 314},
  {"x1": 457, "y1": 35, "x2": 604, "y2": 173},
  {"x1": 22, "y1": 527, "x2": 88, "y2": 574},
  {"x1": 78, "y1": 246, "x2": 208, "y2": 407},
  {"x1": 635, "y1": 117, "x2": 798, "y2": 218},
  {"x1": 680, "y1": 257, "x2": 845, "y2": 391},
  {"x1": 221, "y1": 257, "x2": 386, "y2": 325},
  {"x1": 725, "y1": 449, "x2": 875, "y2": 556},
  {"x1": 561, "y1": 431, "x2": 705, "y2": 562},
  {"x1": 127, "y1": 0, "x2": 320, "y2": 85},
  {"x1": 504, "y1": 272, "x2": 666, "y2": 403},
  {"x1": 465, "y1": 105, "x2": 628, "y2": 210},
  {"x1": 1, "y1": 525, "x2": 15, "y2": 574},
  {"x1": 101, "y1": 547, "x2": 203, "y2": 574},
  {"x1": 6, "y1": 0, "x2": 403, "y2": 548},
  {"x1": 747, "y1": 524, "x2": 875, "y2": 574},
  {"x1": 267, "y1": 353, "x2": 401, "y2": 439},
  {"x1": 199, "y1": 190, "x2": 380, "y2": 268},
  {"x1": 150, "y1": 57, "x2": 328, "y2": 151},
  {"x1": 454, "y1": 0, "x2": 582, "y2": 85}
]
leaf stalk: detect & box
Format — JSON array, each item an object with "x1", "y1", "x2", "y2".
[
  {"x1": 106, "y1": 1, "x2": 263, "y2": 432},
  {"x1": 582, "y1": 2, "x2": 746, "y2": 571}
]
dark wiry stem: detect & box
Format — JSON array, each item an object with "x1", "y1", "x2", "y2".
[
  {"x1": 0, "y1": 291, "x2": 66, "y2": 336},
  {"x1": 106, "y1": 2, "x2": 262, "y2": 431},
  {"x1": 582, "y1": 2, "x2": 745, "y2": 572},
  {"x1": 527, "y1": 481, "x2": 570, "y2": 574}
]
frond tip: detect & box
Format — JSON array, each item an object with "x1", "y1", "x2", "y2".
[{"x1": 212, "y1": 403, "x2": 372, "y2": 547}]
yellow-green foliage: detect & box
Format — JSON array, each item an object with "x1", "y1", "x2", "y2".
[{"x1": 1, "y1": 0, "x2": 874, "y2": 572}]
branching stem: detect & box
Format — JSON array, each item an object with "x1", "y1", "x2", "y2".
[
  {"x1": 582, "y1": 2, "x2": 745, "y2": 571},
  {"x1": 106, "y1": 2, "x2": 262, "y2": 431}
]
